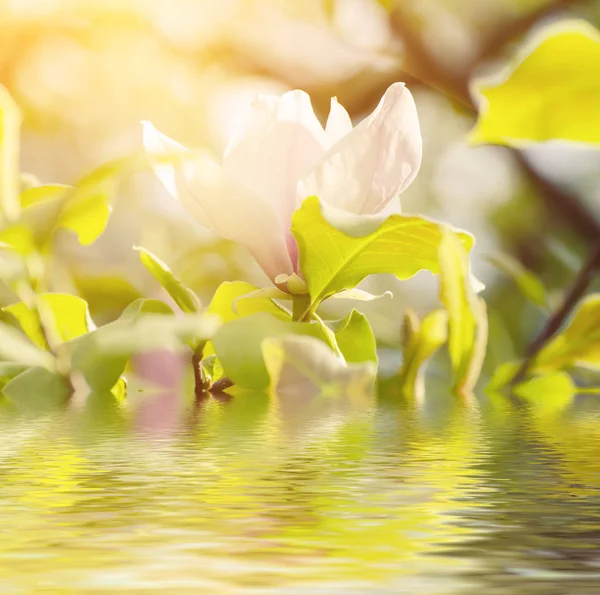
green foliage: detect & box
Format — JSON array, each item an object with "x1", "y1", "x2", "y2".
[
  {"x1": 0, "y1": 85, "x2": 21, "y2": 224},
  {"x1": 292, "y1": 196, "x2": 473, "y2": 319},
  {"x1": 0, "y1": 321, "x2": 55, "y2": 370},
  {"x1": 135, "y1": 246, "x2": 201, "y2": 313},
  {"x1": 211, "y1": 312, "x2": 332, "y2": 390},
  {"x1": 335, "y1": 310, "x2": 377, "y2": 365},
  {"x1": 513, "y1": 372, "x2": 577, "y2": 414},
  {"x1": 533, "y1": 294, "x2": 600, "y2": 372},
  {"x1": 398, "y1": 308, "x2": 448, "y2": 397},
  {"x1": 262, "y1": 335, "x2": 375, "y2": 400},
  {"x1": 487, "y1": 253, "x2": 548, "y2": 308},
  {"x1": 439, "y1": 231, "x2": 488, "y2": 394},
  {"x1": 471, "y1": 20, "x2": 600, "y2": 146},
  {"x1": 2, "y1": 367, "x2": 71, "y2": 410},
  {"x1": 4, "y1": 293, "x2": 93, "y2": 348}
]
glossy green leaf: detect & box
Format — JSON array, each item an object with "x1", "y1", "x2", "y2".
[
  {"x1": 0, "y1": 321, "x2": 56, "y2": 370},
  {"x1": 335, "y1": 310, "x2": 377, "y2": 364},
  {"x1": 4, "y1": 294, "x2": 93, "y2": 349},
  {"x1": 398, "y1": 308, "x2": 448, "y2": 398},
  {"x1": 533, "y1": 294, "x2": 600, "y2": 372},
  {"x1": 292, "y1": 196, "x2": 473, "y2": 318},
  {"x1": 135, "y1": 246, "x2": 201, "y2": 313},
  {"x1": 487, "y1": 253, "x2": 548, "y2": 308},
  {"x1": 0, "y1": 85, "x2": 21, "y2": 224},
  {"x1": 262, "y1": 335, "x2": 376, "y2": 400},
  {"x1": 211, "y1": 312, "x2": 332, "y2": 390},
  {"x1": 2, "y1": 367, "x2": 70, "y2": 410},
  {"x1": 471, "y1": 20, "x2": 600, "y2": 146},
  {"x1": 439, "y1": 231, "x2": 487, "y2": 394}
]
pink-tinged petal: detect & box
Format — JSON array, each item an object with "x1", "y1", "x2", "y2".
[
  {"x1": 143, "y1": 122, "x2": 293, "y2": 281},
  {"x1": 299, "y1": 83, "x2": 422, "y2": 215},
  {"x1": 325, "y1": 97, "x2": 353, "y2": 144},
  {"x1": 223, "y1": 90, "x2": 329, "y2": 229}
]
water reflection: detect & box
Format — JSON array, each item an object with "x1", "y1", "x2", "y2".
[{"x1": 0, "y1": 385, "x2": 600, "y2": 593}]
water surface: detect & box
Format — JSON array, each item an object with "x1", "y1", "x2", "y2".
[{"x1": 1, "y1": 385, "x2": 600, "y2": 594}]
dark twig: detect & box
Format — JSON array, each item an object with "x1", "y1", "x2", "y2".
[
  {"x1": 191, "y1": 351, "x2": 205, "y2": 399},
  {"x1": 209, "y1": 377, "x2": 234, "y2": 394},
  {"x1": 511, "y1": 240, "x2": 600, "y2": 385}
]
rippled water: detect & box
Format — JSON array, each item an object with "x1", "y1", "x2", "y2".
[{"x1": 1, "y1": 384, "x2": 600, "y2": 594}]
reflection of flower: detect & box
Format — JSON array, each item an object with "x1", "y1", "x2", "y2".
[{"x1": 143, "y1": 82, "x2": 422, "y2": 285}]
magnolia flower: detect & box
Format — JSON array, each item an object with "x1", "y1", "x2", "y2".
[{"x1": 143, "y1": 82, "x2": 422, "y2": 286}]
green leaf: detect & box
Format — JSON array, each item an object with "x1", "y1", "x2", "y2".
[
  {"x1": 4, "y1": 294, "x2": 93, "y2": 349},
  {"x1": 0, "y1": 321, "x2": 55, "y2": 370},
  {"x1": 486, "y1": 360, "x2": 521, "y2": 392},
  {"x1": 208, "y1": 281, "x2": 290, "y2": 322},
  {"x1": 120, "y1": 298, "x2": 175, "y2": 319},
  {"x1": 533, "y1": 294, "x2": 600, "y2": 372},
  {"x1": 513, "y1": 372, "x2": 576, "y2": 415},
  {"x1": 335, "y1": 310, "x2": 377, "y2": 364},
  {"x1": 439, "y1": 231, "x2": 487, "y2": 394},
  {"x1": 262, "y1": 335, "x2": 375, "y2": 400},
  {"x1": 2, "y1": 367, "x2": 70, "y2": 410},
  {"x1": 292, "y1": 196, "x2": 473, "y2": 318},
  {"x1": 487, "y1": 253, "x2": 548, "y2": 308},
  {"x1": 398, "y1": 308, "x2": 448, "y2": 398},
  {"x1": 470, "y1": 20, "x2": 600, "y2": 146},
  {"x1": 211, "y1": 312, "x2": 332, "y2": 390},
  {"x1": 0, "y1": 85, "x2": 21, "y2": 224},
  {"x1": 135, "y1": 246, "x2": 201, "y2": 313}
]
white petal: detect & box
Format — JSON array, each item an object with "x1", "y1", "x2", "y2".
[
  {"x1": 223, "y1": 90, "x2": 329, "y2": 228},
  {"x1": 299, "y1": 83, "x2": 422, "y2": 214},
  {"x1": 325, "y1": 97, "x2": 353, "y2": 144},
  {"x1": 143, "y1": 122, "x2": 293, "y2": 281}
]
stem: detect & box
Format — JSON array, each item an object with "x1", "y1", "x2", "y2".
[
  {"x1": 292, "y1": 294, "x2": 311, "y2": 321},
  {"x1": 511, "y1": 241, "x2": 600, "y2": 385},
  {"x1": 209, "y1": 377, "x2": 234, "y2": 394},
  {"x1": 191, "y1": 351, "x2": 205, "y2": 399}
]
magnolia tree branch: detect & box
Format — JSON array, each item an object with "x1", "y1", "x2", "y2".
[{"x1": 511, "y1": 240, "x2": 600, "y2": 385}]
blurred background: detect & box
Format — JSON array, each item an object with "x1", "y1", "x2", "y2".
[{"x1": 2, "y1": 0, "x2": 600, "y2": 375}]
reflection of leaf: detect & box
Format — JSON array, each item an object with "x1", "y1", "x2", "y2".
[
  {"x1": 135, "y1": 246, "x2": 201, "y2": 313},
  {"x1": 211, "y1": 312, "x2": 331, "y2": 390},
  {"x1": 0, "y1": 85, "x2": 21, "y2": 223},
  {"x1": 513, "y1": 372, "x2": 576, "y2": 415},
  {"x1": 292, "y1": 196, "x2": 473, "y2": 318},
  {"x1": 439, "y1": 231, "x2": 487, "y2": 394},
  {"x1": 4, "y1": 294, "x2": 93, "y2": 349},
  {"x1": 471, "y1": 20, "x2": 600, "y2": 146},
  {"x1": 534, "y1": 294, "x2": 600, "y2": 372},
  {"x1": 335, "y1": 310, "x2": 377, "y2": 364},
  {"x1": 262, "y1": 335, "x2": 375, "y2": 400},
  {"x1": 487, "y1": 253, "x2": 548, "y2": 308},
  {"x1": 398, "y1": 309, "x2": 448, "y2": 398}
]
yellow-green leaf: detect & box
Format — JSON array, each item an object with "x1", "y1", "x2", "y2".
[
  {"x1": 439, "y1": 231, "x2": 487, "y2": 394},
  {"x1": 0, "y1": 322, "x2": 55, "y2": 370},
  {"x1": 398, "y1": 308, "x2": 448, "y2": 398},
  {"x1": 135, "y1": 246, "x2": 201, "y2": 313},
  {"x1": 292, "y1": 196, "x2": 473, "y2": 318},
  {"x1": 262, "y1": 335, "x2": 375, "y2": 400},
  {"x1": 513, "y1": 371, "x2": 577, "y2": 415},
  {"x1": 335, "y1": 310, "x2": 377, "y2": 364},
  {"x1": 211, "y1": 312, "x2": 332, "y2": 390},
  {"x1": 3, "y1": 367, "x2": 70, "y2": 410},
  {"x1": 534, "y1": 294, "x2": 600, "y2": 372},
  {"x1": 0, "y1": 86, "x2": 21, "y2": 224},
  {"x1": 4, "y1": 294, "x2": 93, "y2": 349},
  {"x1": 471, "y1": 20, "x2": 600, "y2": 146}
]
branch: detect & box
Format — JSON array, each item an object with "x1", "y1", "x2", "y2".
[{"x1": 511, "y1": 240, "x2": 600, "y2": 385}]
